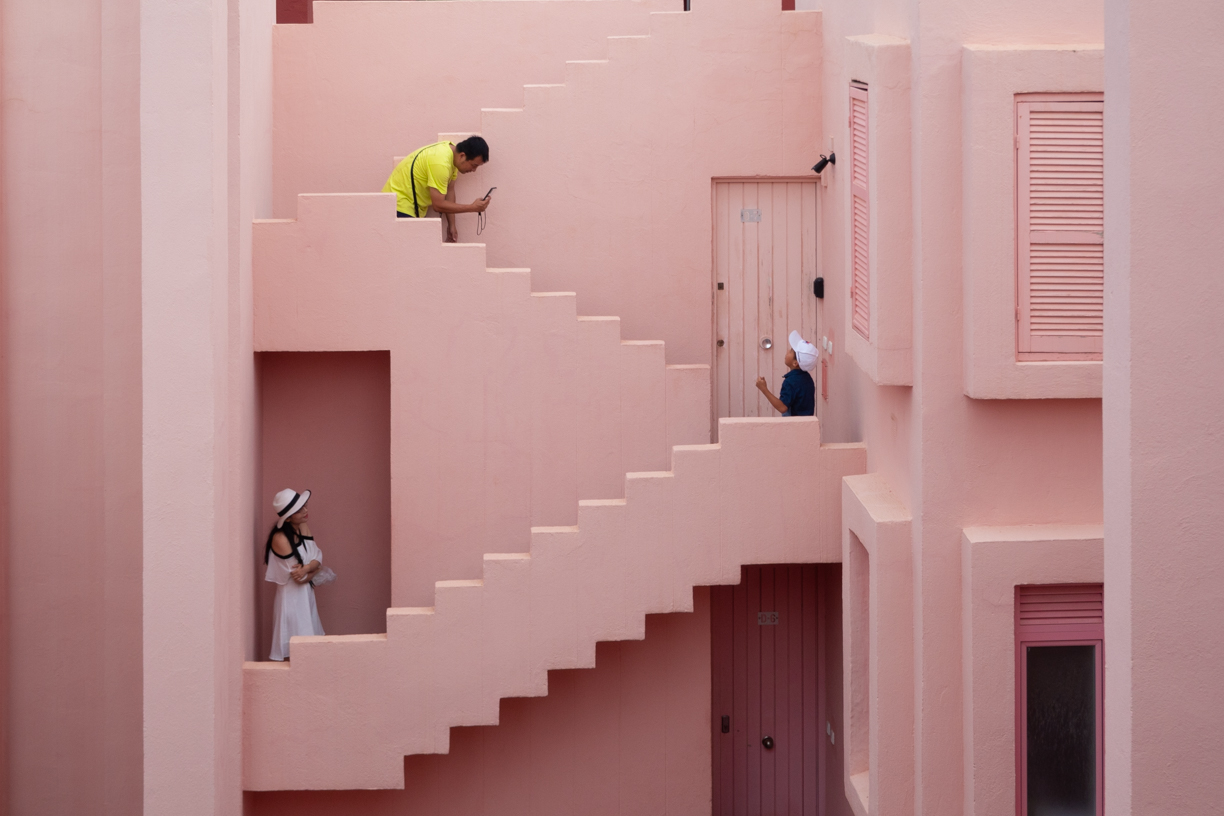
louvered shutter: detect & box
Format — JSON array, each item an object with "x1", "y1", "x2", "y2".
[
  {"x1": 1015, "y1": 583, "x2": 1105, "y2": 816},
  {"x1": 850, "y1": 83, "x2": 870, "y2": 340},
  {"x1": 1015, "y1": 583, "x2": 1104, "y2": 641},
  {"x1": 1016, "y1": 97, "x2": 1104, "y2": 358}
]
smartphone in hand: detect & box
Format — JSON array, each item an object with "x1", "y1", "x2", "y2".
[{"x1": 484, "y1": 187, "x2": 497, "y2": 199}]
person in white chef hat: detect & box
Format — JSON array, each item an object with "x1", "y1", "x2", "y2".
[{"x1": 755, "y1": 330, "x2": 818, "y2": 417}]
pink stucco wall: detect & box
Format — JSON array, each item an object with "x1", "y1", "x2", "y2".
[
  {"x1": 272, "y1": 0, "x2": 658, "y2": 216},
  {"x1": 253, "y1": 194, "x2": 710, "y2": 608},
  {"x1": 249, "y1": 576, "x2": 851, "y2": 816},
  {"x1": 8, "y1": 0, "x2": 1223, "y2": 810},
  {"x1": 2, "y1": 0, "x2": 276, "y2": 809},
  {"x1": 242, "y1": 418, "x2": 864, "y2": 790},
  {"x1": 141, "y1": 0, "x2": 273, "y2": 812},
  {"x1": 815, "y1": 0, "x2": 1107, "y2": 812},
  {"x1": 250, "y1": 594, "x2": 713, "y2": 816},
  {"x1": 841, "y1": 474, "x2": 913, "y2": 816},
  {"x1": 2, "y1": 0, "x2": 143, "y2": 813},
  {"x1": 1103, "y1": 0, "x2": 1224, "y2": 811},
  {"x1": 272, "y1": 0, "x2": 821, "y2": 365},
  {"x1": 961, "y1": 525, "x2": 1104, "y2": 816}
]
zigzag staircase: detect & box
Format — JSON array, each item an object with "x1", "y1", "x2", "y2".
[
  {"x1": 244, "y1": 0, "x2": 833, "y2": 791},
  {"x1": 245, "y1": 419, "x2": 862, "y2": 790},
  {"x1": 242, "y1": 193, "x2": 862, "y2": 790}
]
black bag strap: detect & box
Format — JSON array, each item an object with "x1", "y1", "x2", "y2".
[
  {"x1": 264, "y1": 524, "x2": 306, "y2": 566},
  {"x1": 409, "y1": 141, "x2": 447, "y2": 218},
  {"x1": 409, "y1": 151, "x2": 422, "y2": 217}
]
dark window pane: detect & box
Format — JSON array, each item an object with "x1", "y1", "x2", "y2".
[{"x1": 1027, "y1": 644, "x2": 1096, "y2": 816}]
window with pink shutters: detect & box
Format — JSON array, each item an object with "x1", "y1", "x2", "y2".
[
  {"x1": 1015, "y1": 584, "x2": 1104, "y2": 816},
  {"x1": 850, "y1": 83, "x2": 870, "y2": 340},
  {"x1": 1016, "y1": 94, "x2": 1104, "y2": 360}
]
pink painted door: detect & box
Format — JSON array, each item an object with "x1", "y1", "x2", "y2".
[
  {"x1": 714, "y1": 181, "x2": 818, "y2": 418},
  {"x1": 711, "y1": 565, "x2": 824, "y2": 816}
]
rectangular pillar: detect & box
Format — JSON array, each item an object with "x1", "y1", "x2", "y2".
[{"x1": 1104, "y1": 1, "x2": 1224, "y2": 812}]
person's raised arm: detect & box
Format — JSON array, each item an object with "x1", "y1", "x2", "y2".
[
  {"x1": 755, "y1": 377, "x2": 790, "y2": 415},
  {"x1": 427, "y1": 186, "x2": 490, "y2": 216}
]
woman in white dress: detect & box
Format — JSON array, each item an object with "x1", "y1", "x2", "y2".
[{"x1": 264, "y1": 488, "x2": 325, "y2": 661}]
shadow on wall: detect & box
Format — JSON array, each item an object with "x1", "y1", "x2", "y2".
[{"x1": 256, "y1": 351, "x2": 391, "y2": 659}]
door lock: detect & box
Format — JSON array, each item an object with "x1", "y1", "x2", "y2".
[{"x1": 761, "y1": 736, "x2": 774, "y2": 750}]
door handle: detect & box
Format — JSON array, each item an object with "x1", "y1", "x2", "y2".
[
  {"x1": 761, "y1": 735, "x2": 774, "y2": 750},
  {"x1": 760, "y1": 337, "x2": 773, "y2": 350}
]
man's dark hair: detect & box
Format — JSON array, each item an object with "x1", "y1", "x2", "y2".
[{"x1": 456, "y1": 135, "x2": 489, "y2": 163}]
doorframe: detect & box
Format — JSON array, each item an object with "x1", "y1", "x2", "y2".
[{"x1": 709, "y1": 177, "x2": 824, "y2": 438}]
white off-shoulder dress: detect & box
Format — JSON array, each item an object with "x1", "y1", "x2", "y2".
[{"x1": 265, "y1": 535, "x2": 326, "y2": 661}]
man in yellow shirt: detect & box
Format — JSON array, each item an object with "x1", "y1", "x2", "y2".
[{"x1": 383, "y1": 135, "x2": 492, "y2": 242}]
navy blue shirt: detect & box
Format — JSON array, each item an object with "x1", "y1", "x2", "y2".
[{"x1": 778, "y1": 368, "x2": 816, "y2": 417}]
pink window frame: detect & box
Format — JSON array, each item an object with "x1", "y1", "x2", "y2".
[
  {"x1": 1014, "y1": 584, "x2": 1104, "y2": 816},
  {"x1": 1014, "y1": 92, "x2": 1105, "y2": 362}
]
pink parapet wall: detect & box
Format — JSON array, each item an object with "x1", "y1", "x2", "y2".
[
  {"x1": 273, "y1": 0, "x2": 821, "y2": 363},
  {"x1": 272, "y1": 0, "x2": 658, "y2": 216},
  {"x1": 254, "y1": 192, "x2": 710, "y2": 607},
  {"x1": 243, "y1": 417, "x2": 864, "y2": 790},
  {"x1": 250, "y1": 596, "x2": 716, "y2": 816}
]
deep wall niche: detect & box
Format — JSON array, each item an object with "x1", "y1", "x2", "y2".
[{"x1": 256, "y1": 351, "x2": 392, "y2": 659}]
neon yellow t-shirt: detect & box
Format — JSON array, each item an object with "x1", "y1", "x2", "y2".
[{"x1": 383, "y1": 142, "x2": 460, "y2": 217}]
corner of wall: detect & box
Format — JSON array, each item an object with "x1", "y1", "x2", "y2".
[
  {"x1": 960, "y1": 523, "x2": 1103, "y2": 816},
  {"x1": 842, "y1": 35, "x2": 912, "y2": 388},
  {"x1": 841, "y1": 472, "x2": 913, "y2": 816}
]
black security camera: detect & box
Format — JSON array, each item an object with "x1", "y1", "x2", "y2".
[{"x1": 812, "y1": 153, "x2": 836, "y2": 174}]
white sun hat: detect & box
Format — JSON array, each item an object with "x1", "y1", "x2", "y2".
[
  {"x1": 272, "y1": 488, "x2": 311, "y2": 528},
  {"x1": 788, "y1": 330, "x2": 819, "y2": 373}
]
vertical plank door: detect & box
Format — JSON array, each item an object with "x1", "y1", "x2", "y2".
[
  {"x1": 714, "y1": 182, "x2": 818, "y2": 418},
  {"x1": 712, "y1": 565, "x2": 823, "y2": 816}
]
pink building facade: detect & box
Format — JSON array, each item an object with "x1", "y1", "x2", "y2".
[{"x1": 0, "y1": 0, "x2": 1220, "y2": 813}]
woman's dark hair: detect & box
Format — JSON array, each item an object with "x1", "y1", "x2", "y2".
[
  {"x1": 264, "y1": 522, "x2": 306, "y2": 566},
  {"x1": 456, "y1": 135, "x2": 489, "y2": 163}
]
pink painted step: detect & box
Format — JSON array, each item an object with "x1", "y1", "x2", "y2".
[
  {"x1": 254, "y1": 192, "x2": 709, "y2": 607},
  {"x1": 444, "y1": 0, "x2": 821, "y2": 363},
  {"x1": 270, "y1": 0, "x2": 662, "y2": 217},
  {"x1": 243, "y1": 416, "x2": 866, "y2": 790}
]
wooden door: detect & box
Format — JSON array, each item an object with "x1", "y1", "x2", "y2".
[
  {"x1": 714, "y1": 181, "x2": 818, "y2": 418},
  {"x1": 711, "y1": 565, "x2": 824, "y2": 816}
]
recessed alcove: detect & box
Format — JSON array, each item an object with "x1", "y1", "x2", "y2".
[{"x1": 256, "y1": 351, "x2": 391, "y2": 660}]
